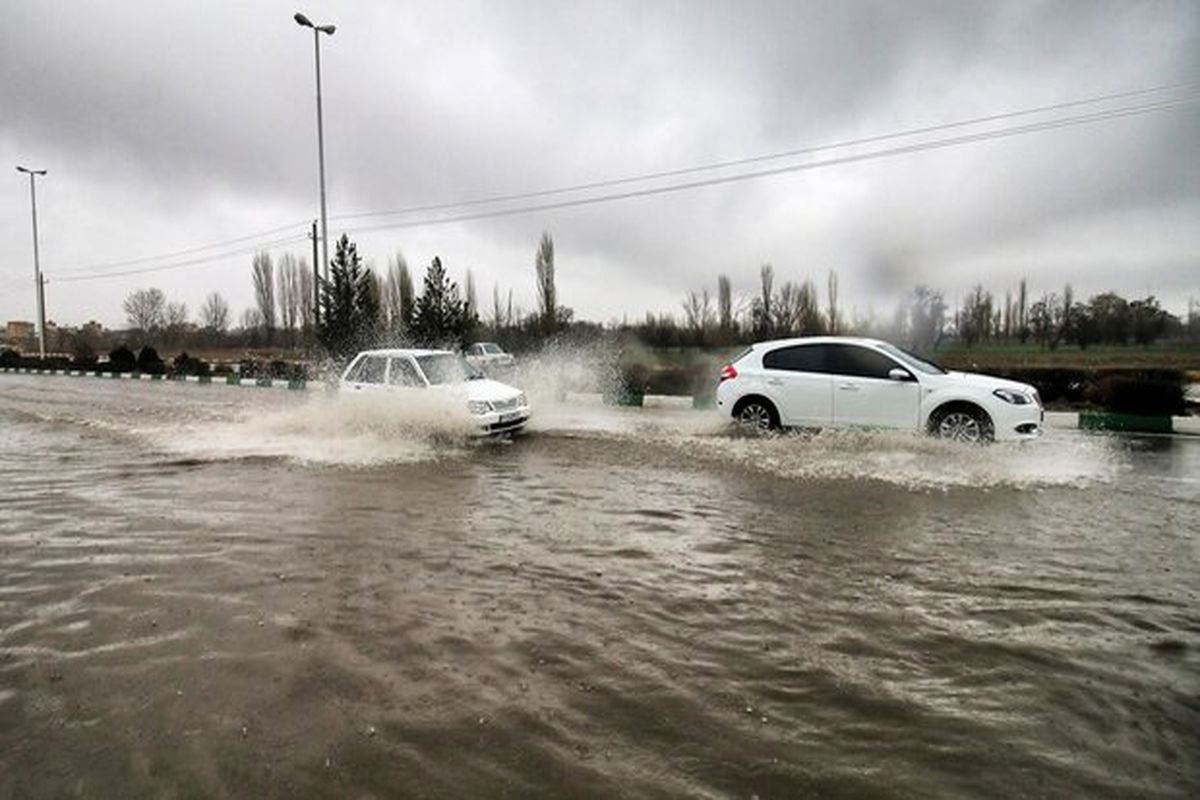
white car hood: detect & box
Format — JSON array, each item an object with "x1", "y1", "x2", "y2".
[
  {"x1": 943, "y1": 370, "x2": 1034, "y2": 394},
  {"x1": 463, "y1": 378, "x2": 524, "y2": 403}
]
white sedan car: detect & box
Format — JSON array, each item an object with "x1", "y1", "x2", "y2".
[
  {"x1": 715, "y1": 337, "x2": 1042, "y2": 442},
  {"x1": 463, "y1": 342, "x2": 515, "y2": 372},
  {"x1": 340, "y1": 349, "x2": 530, "y2": 435}
]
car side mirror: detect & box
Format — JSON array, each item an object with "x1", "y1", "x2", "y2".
[{"x1": 888, "y1": 367, "x2": 914, "y2": 382}]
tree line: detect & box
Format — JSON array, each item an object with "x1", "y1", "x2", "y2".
[
  {"x1": 103, "y1": 235, "x2": 1198, "y2": 361},
  {"x1": 113, "y1": 231, "x2": 571, "y2": 358},
  {"x1": 635, "y1": 269, "x2": 1191, "y2": 352}
]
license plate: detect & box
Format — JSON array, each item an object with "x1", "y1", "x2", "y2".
[{"x1": 499, "y1": 411, "x2": 523, "y2": 423}]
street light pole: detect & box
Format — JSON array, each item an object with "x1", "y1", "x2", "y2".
[
  {"x1": 294, "y1": 12, "x2": 336, "y2": 283},
  {"x1": 16, "y1": 165, "x2": 48, "y2": 358}
]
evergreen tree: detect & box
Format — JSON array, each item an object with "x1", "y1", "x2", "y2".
[
  {"x1": 411, "y1": 256, "x2": 467, "y2": 345},
  {"x1": 318, "y1": 234, "x2": 378, "y2": 357}
]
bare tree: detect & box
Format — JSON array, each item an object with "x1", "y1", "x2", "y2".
[
  {"x1": 959, "y1": 284, "x2": 994, "y2": 346},
  {"x1": 383, "y1": 252, "x2": 414, "y2": 332},
  {"x1": 682, "y1": 289, "x2": 715, "y2": 344},
  {"x1": 491, "y1": 284, "x2": 504, "y2": 331},
  {"x1": 1059, "y1": 283, "x2": 1075, "y2": 345},
  {"x1": 535, "y1": 232, "x2": 556, "y2": 333},
  {"x1": 123, "y1": 288, "x2": 167, "y2": 340},
  {"x1": 164, "y1": 302, "x2": 188, "y2": 347},
  {"x1": 251, "y1": 251, "x2": 276, "y2": 344},
  {"x1": 751, "y1": 264, "x2": 774, "y2": 337},
  {"x1": 1017, "y1": 278, "x2": 1029, "y2": 343},
  {"x1": 297, "y1": 258, "x2": 314, "y2": 334},
  {"x1": 717, "y1": 274, "x2": 733, "y2": 342},
  {"x1": 465, "y1": 269, "x2": 478, "y2": 321},
  {"x1": 904, "y1": 285, "x2": 947, "y2": 351},
  {"x1": 200, "y1": 292, "x2": 230, "y2": 343},
  {"x1": 826, "y1": 269, "x2": 840, "y2": 334},
  {"x1": 276, "y1": 253, "x2": 302, "y2": 343}
]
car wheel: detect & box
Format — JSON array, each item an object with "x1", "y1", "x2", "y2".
[
  {"x1": 734, "y1": 398, "x2": 778, "y2": 433},
  {"x1": 931, "y1": 406, "x2": 994, "y2": 443}
]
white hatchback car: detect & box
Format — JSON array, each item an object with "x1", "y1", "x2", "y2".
[
  {"x1": 340, "y1": 349, "x2": 531, "y2": 435},
  {"x1": 715, "y1": 337, "x2": 1042, "y2": 442}
]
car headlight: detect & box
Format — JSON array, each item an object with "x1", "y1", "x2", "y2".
[
  {"x1": 467, "y1": 400, "x2": 492, "y2": 415},
  {"x1": 516, "y1": 393, "x2": 527, "y2": 407},
  {"x1": 993, "y1": 388, "x2": 1031, "y2": 405}
]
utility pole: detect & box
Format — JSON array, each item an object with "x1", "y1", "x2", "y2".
[
  {"x1": 16, "y1": 165, "x2": 48, "y2": 358},
  {"x1": 294, "y1": 12, "x2": 336, "y2": 283},
  {"x1": 310, "y1": 220, "x2": 320, "y2": 326}
]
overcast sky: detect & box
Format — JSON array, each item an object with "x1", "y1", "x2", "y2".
[{"x1": 1, "y1": 0, "x2": 1197, "y2": 330}]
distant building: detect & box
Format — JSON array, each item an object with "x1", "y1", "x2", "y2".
[{"x1": 4, "y1": 320, "x2": 35, "y2": 349}]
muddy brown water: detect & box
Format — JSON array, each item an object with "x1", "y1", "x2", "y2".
[{"x1": 1, "y1": 375, "x2": 1197, "y2": 798}]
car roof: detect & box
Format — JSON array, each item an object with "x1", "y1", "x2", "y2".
[
  {"x1": 750, "y1": 335, "x2": 892, "y2": 350},
  {"x1": 353, "y1": 348, "x2": 454, "y2": 358}
]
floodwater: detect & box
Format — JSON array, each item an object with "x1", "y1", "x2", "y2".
[{"x1": 1, "y1": 373, "x2": 1197, "y2": 798}]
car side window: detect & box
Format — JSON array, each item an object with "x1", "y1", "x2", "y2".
[
  {"x1": 388, "y1": 358, "x2": 422, "y2": 386},
  {"x1": 343, "y1": 356, "x2": 368, "y2": 382},
  {"x1": 357, "y1": 356, "x2": 387, "y2": 384},
  {"x1": 465, "y1": 344, "x2": 480, "y2": 356},
  {"x1": 762, "y1": 344, "x2": 827, "y2": 373},
  {"x1": 827, "y1": 345, "x2": 903, "y2": 380}
]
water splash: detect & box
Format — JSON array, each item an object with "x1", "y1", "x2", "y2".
[
  {"x1": 650, "y1": 426, "x2": 1123, "y2": 491},
  {"x1": 150, "y1": 390, "x2": 478, "y2": 467}
]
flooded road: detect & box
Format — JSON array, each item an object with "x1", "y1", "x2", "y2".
[{"x1": 1, "y1": 374, "x2": 1197, "y2": 798}]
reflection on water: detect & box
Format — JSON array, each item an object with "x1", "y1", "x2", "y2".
[{"x1": 0, "y1": 375, "x2": 1197, "y2": 798}]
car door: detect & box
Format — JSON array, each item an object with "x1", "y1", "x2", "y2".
[
  {"x1": 760, "y1": 344, "x2": 832, "y2": 426},
  {"x1": 827, "y1": 344, "x2": 920, "y2": 431},
  {"x1": 345, "y1": 354, "x2": 388, "y2": 395},
  {"x1": 386, "y1": 356, "x2": 425, "y2": 393}
]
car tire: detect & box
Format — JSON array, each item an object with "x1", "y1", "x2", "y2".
[
  {"x1": 733, "y1": 397, "x2": 779, "y2": 433},
  {"x1": 929, "y1": 404, "x2": 994, "y2": 444}
]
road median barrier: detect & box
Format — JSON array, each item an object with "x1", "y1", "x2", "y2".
[{"x1": 1079, "y1": 412, "x2": 1173, "y2": 434}]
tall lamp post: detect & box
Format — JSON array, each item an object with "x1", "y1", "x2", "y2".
[
  {"x1": 294, "y1": 12, "x2": 336, "y2": 282},
  {"x1": 16, "y1": 165, "x2": 48, "y2": 358}
]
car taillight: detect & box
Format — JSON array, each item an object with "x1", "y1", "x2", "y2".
[{"x1": 719, "y1": 364, "x2": 738, "y2": 382}]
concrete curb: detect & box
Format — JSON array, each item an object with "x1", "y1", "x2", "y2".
[{"x1": 0, "y1": 366, "x2": 306, "y2": 390}]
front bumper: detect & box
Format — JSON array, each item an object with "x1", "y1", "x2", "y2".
[
  {"x1": 992, "y1": 403, "x2": 1044, "y2": 441},
  {"x1": 472, "y1": 409, "x2": 530, "y2": 436}
]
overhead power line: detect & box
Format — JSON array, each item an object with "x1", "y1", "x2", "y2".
[
  {"x1": 52, "y1": 233, "x2": 309, "y2": 284},
  {"x1": 53, "y1": 218, "x2": 311, "y2": 277},
  {"x1": 332, "y1": 79, "x2": 1199, "y2": 223},
  {"x1": 340, "y1": 95, "x2": 1198, "y2": 236},
  {"x1": 47, "y1": 82, "x2": 1198, "y2": 284}
]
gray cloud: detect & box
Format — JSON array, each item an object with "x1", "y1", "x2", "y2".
[{"x1": 1, "y1": 0, "x2": 1197, "y2": 328}]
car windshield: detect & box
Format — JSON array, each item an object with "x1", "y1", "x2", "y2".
[
  {"x1": 482, "y1": 344, "x2": 503, "y2": 355},
  {"x1": 416, "y1": 354, "x2": 481, "y2": 384},
  {"x1": 875, "y1": 342, "x2": 947, "y2": 375}
]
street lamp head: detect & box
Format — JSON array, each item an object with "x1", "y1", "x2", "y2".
[
  {"x1": 318, "y1": 24, "x2": 336, "y2": 35},
  {"x1": 16, "y1": 166, "x2": 46, "y2": 175},
  {"x1": 294, "y1": 12, "x2": 313, "y2": 28}
]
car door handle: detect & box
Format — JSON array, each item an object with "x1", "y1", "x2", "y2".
[
  {"x1": 838, "y1": 383, "x2": 860, "y2": 392},
  {"x1": 767, "y1": 378, "x2": 783, "y2": 386}
]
